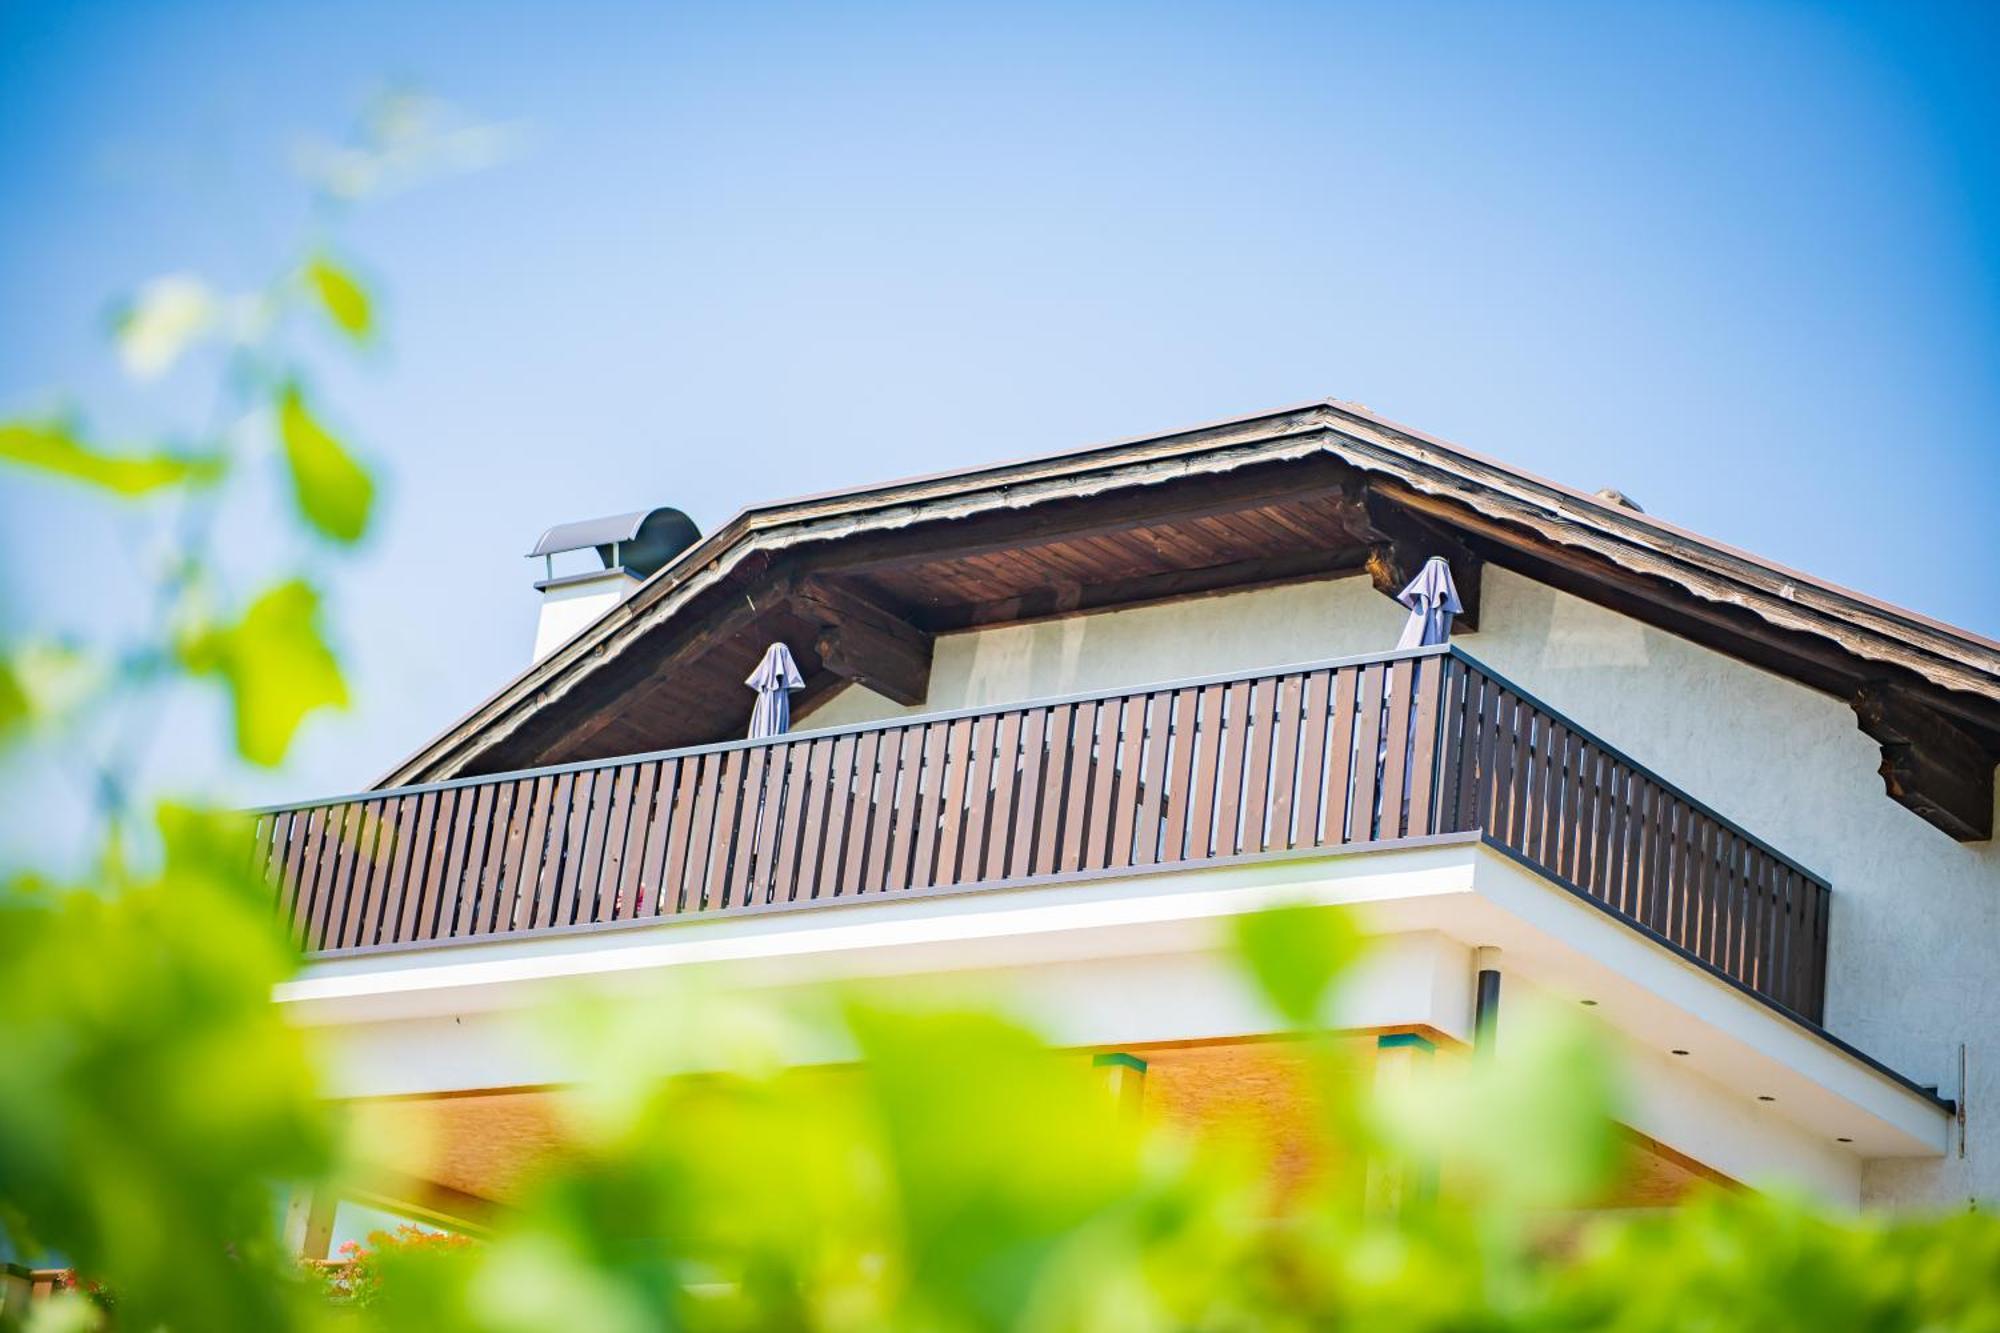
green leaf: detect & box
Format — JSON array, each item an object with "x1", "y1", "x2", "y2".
[
  {"x1": 0, "y1": 420, "x2": 223, "y2": 497},
  {"x1": 177, "y1": 579, "x2": 348, "y2": 765},
  {"x1": 113, "y1": 273, "x2": 216, "y2": 379},
  {"x1": 305, "y1": 256, "x2": 373, "y2": 341},
  {"x1": 277, "y1": 384, "x2": 375, "y2": 543},
  {"x1": 0, "y1": 658, "x2": 27, "y2": 741},
  {"x1": 1233, "y1": 903, "x2": 1363, "y2": 1028}
]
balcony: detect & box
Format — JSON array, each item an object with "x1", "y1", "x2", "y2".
[{"x1": 254, "y1": 644, "x2": 1830, "y2": 1023}]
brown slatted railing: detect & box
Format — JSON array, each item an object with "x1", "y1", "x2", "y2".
[
  {"x1": 1431, "y1": 655, "x2": 1831, "y2": 1022},
  {"x1": 253, "y1": 645, "x2": 1829, "y2": 1022}
]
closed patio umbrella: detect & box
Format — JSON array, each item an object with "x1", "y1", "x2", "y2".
[
  {"x1": 745, "y1": 642, "x2": 805, "y2": 739},
  {"x1": 1394, "y1": 556, "x2": 1464, "y2": 649}
]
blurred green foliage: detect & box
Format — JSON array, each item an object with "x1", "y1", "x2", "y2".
[{"x1": 4, "y1": 92, "x2": 1999, "y2": 1333}]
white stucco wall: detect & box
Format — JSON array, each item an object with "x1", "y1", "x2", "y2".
[{"x1": 795, "y1": 568, "x2": 2000, "y2": 1209}]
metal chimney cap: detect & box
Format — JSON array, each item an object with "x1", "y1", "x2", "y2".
[{"x1": 526, "y1": 507, "x2": 701, "y2": 579}]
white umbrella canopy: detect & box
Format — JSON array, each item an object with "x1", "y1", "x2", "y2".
[
  {"x1": 745, "y1": 642, "x2": 805, "y2": 739},
  {"x1": 1394, "y1": 556, "x2": 1465, "y2": 649}
]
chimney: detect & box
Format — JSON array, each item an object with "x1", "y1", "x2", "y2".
[{"x1": 527, "y1": 507, "x2": 700, "y2": 663}]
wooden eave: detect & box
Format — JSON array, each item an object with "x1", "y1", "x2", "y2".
[{"x1": 375, "y1": 400, "x2": 2000, "y2": 840}]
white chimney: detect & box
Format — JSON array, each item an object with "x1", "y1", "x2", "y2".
[{"x1": 527, "y1": 507, "x2": 701, "y2": 663}]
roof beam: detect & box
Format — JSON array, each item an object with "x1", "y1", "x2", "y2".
[
  {"x1": 1852, "y1": 683, "x2": 1995, "y2": 842},
  {"x1": 1357, "y1": 490, "x2": 1484, "y2": 631},
  {"x1": 796, "y1": 576, "x2": 934, "y2": 706}
]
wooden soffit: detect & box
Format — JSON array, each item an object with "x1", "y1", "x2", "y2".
[{"x1": 375, "y1": 401, "x2": 2000, "y2": 840}]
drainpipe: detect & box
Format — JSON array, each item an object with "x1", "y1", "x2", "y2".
[{"x1": 1473, "y1": 946, "x2": 1502, "y2": 1056}]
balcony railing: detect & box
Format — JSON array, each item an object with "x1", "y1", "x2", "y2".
[{"x1": 254, "y1": 644, "x2": 1830, "y2": 1022}]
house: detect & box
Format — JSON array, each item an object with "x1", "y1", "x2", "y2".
[{"x1": 255, "y1": 399, "x2": 2000, "y2": 1252}]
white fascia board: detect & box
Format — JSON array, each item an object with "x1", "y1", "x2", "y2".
[{"x1": 278, "y1": 837, "x2": 1946, "y2": 1167}]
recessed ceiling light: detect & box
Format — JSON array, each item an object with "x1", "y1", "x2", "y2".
[
  {"x1": 1671, "y1": 1049, "x2": 1689, "y2": 1056},
  {"x1": 1758, "y1": 1095, "x2": 1776, "y2": 1102}
]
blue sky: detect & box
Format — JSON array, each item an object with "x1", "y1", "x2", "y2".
[{"x1": 2, "y1": 0, "x2": 1997, "y2": 823}]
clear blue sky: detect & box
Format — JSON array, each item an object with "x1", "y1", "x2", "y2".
[{"x1": 2, "y1": 0, "x2": 1997, "y2": 821}]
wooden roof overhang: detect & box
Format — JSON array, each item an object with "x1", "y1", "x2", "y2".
[{"x1": 379, "y1": 400, "x2": 2000, "y2": 841}]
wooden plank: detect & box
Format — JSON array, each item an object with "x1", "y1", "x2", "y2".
[
  {"x1": 1131, "y1": 693, "x2": 1173, "y2": 864},
  {"x1": 1028, "y1": 704, "x2": 1072, "y2": 874},
  {"x1": 629, "y1": 759, "x2": 673, "y2": 917},
  {"x1": 526, "y1": 773, "x2": 574, "y2": 928},
  {"x1": 1055, "y1": 703, "x2": 1098, "y2": 874},
  {"x1": 1572, "y1": 743, "x2": 1602, "y2": 895},
  {"x1": 611, "y1": 763, "x2": 659, "y2": 918},
  {"x1": 366, "y1": 796, "x2": 418, "y2": 947},
  {"x1": 492, "y1": 776, "x2": 545, "y2": 933},
  {"x1": 427, "y1": 786, "x2": 481, "y2": 940},
  {"x1": 392, "y1": 791, "x2": 442, "y2": 941},
  {"x1": 1792, "y1": 865, "x2": 1820, "y2": 1015},
  {"x1": 277, "y1": 806, "x2": 320, "y2": 939},
  {"x1": 809, "y1": 733, "x2": 859, "y2": 899},
  {"x1": 1376, "y1": 661, "x2": 1414, "y2": 843},
  {"x1": 881, "y1": 727, "x2": 927, "y2": 892},
  {"x1": 1082, "y1": 697, "x2": 1124, "y2": 869},
  {"x1": 674, "y1": 753, "x2": 723, "y2": 912},
  {"x1": 1559, "y1": 726, "x2": 1589, "y2": 881},
  {"x1": 404, "y1": 794, "x2": 451, "y2": 945},
  {"x1": 1679, "y1": 810, "x2": 1706, "y2": 961},
  {"x1": 958, "y1": 715, "x2": 998, "y2": 882},
  {"x1": 1404, "y1": 661, "x2": 1444, "y2": 838},
  {"x1": 1292, "y1": 672, "x2": 1332, "y2": 848},
  {"x1": 1722, "y1": 831, "x2": 1747, "y2": 984},
  {"x1": 906, "y1": 724, "x2": 949, "y2": 890},
  {"x1": 1597, "y1": 760, "x2": 1625, "y2": 913},
  {"x1": 790, "y1": 741, "x2": 837, "y2": 901},
  {"x1": 451, "y1": 783, "x2": 501, "y2": 940},
  {"x1": 1259, "y1": 675, "x2": 1304, "y2": 851},
  {"x1": 460, "y1": 782, "x2": 514, "y2": 936},
  {"x1": 762, "y1": 747, "x2": 811, "y2": 903},
  {"x1": 313, "y1": 802, "x2": 365, "y2": 951},
  {"x1": 1348, "y1": 666, "x2": 1385, "y2": 846},
  {"x1": 548, "y1": 770, "x2": 597, "y2": 927},
  {"x1": 585, "y1": 766, "x2": 633, "y2": 922},
  {"x1": 1809, "y1": 881, "x2": 1830, "y2": 1022},
  {"x1": 1008, "y1": 709, "x2": 1049, "y2": 876},
  {"x1": 1386, "y1": 660, "x2": 1427, "y2": 842},
  {"x1": 521, "y1": 774, "x2": 569, "y2": 929},
  {"x1": 1502, "y1": 692, "x2": 1534, "y2": 852},
  {"x1": 1158, "y1": 689, "x2": 1200, "y2": 863},
  {"x1": 835, "y1": 730, "x2": 883, "y2": 896},
  {"x1": 1212, "y1": 682, "x2": 1252, "y2": 857},
  {"x1": 863, "y1": 730, "x2": 907, "y2": 893},
  {"x1": 1628, "y1": 770, "x2": 1655, "y2": 925},
  {"x1": 724, "y1": 747, "x2": 769, "y2": 910},
  {"x1": 984, "y1": 712, "x2": 1025, "y2": 879},
  {"x1": 1532, "y1": 715, "x2": 1564, "y2": 869},
  {"x1": 1453, "y1": 664, "x2": 1488, "y2": 835},
  {"x1": 297, "y1": 803, "x2": 342, "y2": 950},
  {"x1": 751, "y1": 745, "x2": 791, "y2": 904},
  {"x1": 1239, "y1": 679, "x2": 1278, "y2": 854},
  {"x1": 336, "y1": 802, "x2": 389, "y2": 950},
  {"x1": 1603, "y1": 762, "x2": 1632, "y2": 918},
  {"x1": 700, "y1": 749, "x2": 748, "y2": 911},
  {"x1": 1321, "y1": 667, "x2": 1360, "y2": 846},
  {"x1": 1474, "y1": 671, "x2": 1507, "y2": 840},
  {"x1": 1425, "y1": 661, "x2": 1464, "y2": 835},
  {"x1": 661, "y1": 755, "x2": 710, "y2": 913},
  {"x1": 365, "y1": 797, "x2": 417, "y2": 946},
  {"x1": 936, "y1": 716, "x2": 984, "y2": 880}
]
